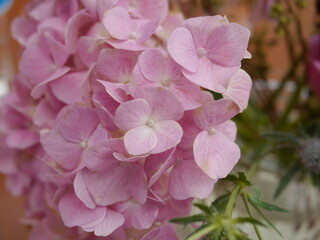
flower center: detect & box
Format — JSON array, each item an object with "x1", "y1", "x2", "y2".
[
  {"x1": 130, "y1": 32, "x2": 137, "y2": 40},
  {"x1": 160, "y1": 76, "x2": 171, "y2": 87},
  {"x1": 80, "y1": 141, "x2": 88, "y2": 148},
  {"x1": 197, "y1": 47, "x2": 206, "y2": 57},
  {"x1": 146, "y1": 119, "x2": 155, "y2": 128},
  {"x1": 207, "y1": 128, "x2": 217, "y2": 135},
  {"x1": 121, "y1": 75, "x2": 131, "y2": 84}
]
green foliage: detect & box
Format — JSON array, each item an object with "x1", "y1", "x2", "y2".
[
  {"x1": 274, "y1": 162, "x2": 300, "y2": 199},
  {"x1": 170, "y1": 172, "x2": 287, "y2": 240}
]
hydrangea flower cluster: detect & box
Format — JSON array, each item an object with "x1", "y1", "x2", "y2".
[{"x1": 0, "y1": 0, "x2": 251, "y2": 239}]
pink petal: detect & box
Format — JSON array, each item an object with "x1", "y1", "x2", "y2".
[
  {"x1": 95, "y1": 48, "x2": 139, "y2": 83},
  {"x1": 223, "y1": 69, "x2": 252, "y2": 112},
  {"x1": 77, "y1": 36, "x2": 103, "y2": 68},
  {"x1": 83, "y1": 161, "x2": 147, "y2": 205},
  {"x1": 45, "y1": 33, "x2": 69, "y2": 67},
  {"x1": 82, "y1": 209, "x2": 124, "y2": 237},
  {"x1": 31, "y1": 67, "x2": 70, "y2": 99},
  {"x1": 138, "y1": 48, "x2": 166, "y2": 82},
  {"x1": 151, "y1": 120, "x2": 183, "y2": 154},
  {"x1": 136, "y1": 18, "x2": 159, "y2": 44},
  {"x1": 115, "y1": 200, "x2": 158, "y2": 230},
  {"x1": 135, "y1": 0, "x2": 168, "y2": 21},
  {"x1": 167, "y1": 27, "x2": 198, "y2": 73},
  {"x1": 97, "y1": 0, "x2": 118, "y2": 19},
  {"x1": 145, "y1": 148, "x2": 176, "y2": 187},
  {"x1": 141, "y1": 224, "x2": 179, "y2": 240},
  {"x1": 29, "y1": 0, "x2": 54, "y2": 21},
  {"x1": 82, "y1": 164, "x2": 132, "y2": 206},
  {"x1": 194, "y1": 98, "x2": 239, "y2": 130},
  {"x1": 114, "y1": 99, "x2": 150, "y2": 131},
  {"x1": 33, "y1": 98, "x2": 61, "y2": 128},
  {"x1": 124, "y1": 126, "x2": 157, "y2": 155},
  {"x1": 103, "y1": 7, "x2": 132, "y2": 40},
  {"x1": 50, "y1": 71, "x2": 88, "y2": 104},
  {"x1": 170, "y1": 77, "x2": 202, "y2": 110},
  {"x1": 65, "y1": 10, "x2": 95, "y2": 54},
  {"x1": 98, "y1": 81, "x2": 130, "y2": 103},
  {"x1": 169, "y1": 159, "x2": 216, "y2": 200},
  {"x1": 85, "y1": 139, "x2": 122, "y2": 171},
  {"x1": 193, "y1": 130, "x2": 240, "y2": 179},
  {"x1": 133, "y1": 87, "x2": 184, "y2": 121},
  {"x1": 215, "y1": 120, "x2": 237, "y2": 141},
  {"x1": 41, "y1": 129, "x2": 83, "y2": 170},
  {"x1": 58, "y1": 190, "x2": 106, "y2": 228},
  {"x1": 106, "y1": 38, "x2": 146, "y2": 51},
  {"x1": 19, "y1": 45, "x2": 53, "y2": 87},
  {"x1": 205, "y1": 23, "x2": 250, "y2": 67},
  {"x1": 178, "y1": 111, "x2": 201, "y2": 150},
  {"x1": 10, "y1": 16, "x2": 37, "y2": 46},
  {"x1": 74, "y1": 171, "x2": 96, "y2": 209},
  {"x1": 182, "y1": 56, "x2": 237, "y2": 92},
  {"x1": 57, "y1": 106, "x2": 100, "y2": 143},
  {"x1": 182, "y1": 16, "x2": 224, "y2": 47},
  {"x1": 80, "y1": 0, "x2": 97, "y2": 16},
  {"x1": 6, "y1": 129, "x2": 39, "y2": 150}
]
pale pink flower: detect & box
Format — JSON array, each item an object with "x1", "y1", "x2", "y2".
[
  {"x1": 103, "y1": 6, "x2": 159, "y2": 50},
  {"x1": 168, "y1": 16, "x2": 250, "y2": 92},
  {"x1": 193, "y1": 99, "x2": 240, "y2": 179},
  {"x1": 137, "y1": 48, "x2": 202, "y2": 110},
  {"x1": 58, "y1": 190, "x2": 124, "y2": 237},
  {"x1": 41, "y1": 106, "x2": 109, "y2": 171},
  {"x1": 114, "y1": 87, "x2": 184, "y2": 155}
]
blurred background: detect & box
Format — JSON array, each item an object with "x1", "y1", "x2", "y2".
[{"x1": 0, "y1": 0, "x2": 319, "y2": 239}]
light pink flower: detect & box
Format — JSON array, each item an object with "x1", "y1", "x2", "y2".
[
  {"x1": 193, "y1": 99, "x2": 240, "y2": 179},
  {"x1": 103, "y1": 6, "x2": 159, "y2": 50},
  {"x1": 114, "y1": 87, "x2": 184, "y2": 155},
  {"x1": 168, "y1": 16, "x2": 250, "y2": 92},
  {"x1": 58, "y1": 190, "x2": 124, "y2": 237},
  {"x1": 137, "y1": 48, "x2": 202, "y2": 110},
  {"x1": 41, "y1": 106, "x2": 109, "y2": 171}
]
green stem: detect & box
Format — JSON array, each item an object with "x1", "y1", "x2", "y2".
[
  {"x1": 224, "y1": 149, "x2": 265, "y2": 218},
  {"x1": 224, "y1": 185, "x2": 241, "y2": 217},
  {"x1": 242, "y1": 194, "x2": 263, "y2": 240}
]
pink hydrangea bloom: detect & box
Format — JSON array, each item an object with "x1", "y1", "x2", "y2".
[
  {"x1": 168, "y1": 16, "x2": 250, "y2": 93},
  {"x1": 0, "y1": 1, "x2": 252, "y2": 239}
]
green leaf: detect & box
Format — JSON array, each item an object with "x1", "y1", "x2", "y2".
[
  {"x1": 210, "y1": 193, "x2": 230, "y2": 213},
  {"x1": 237, "y1": 172, "x2": 251, "y2": 187},
  {"x1": 170, "y1": 214, "x2": 207, "y2": 224},
  {"x1": 223, "y1": 173, "x2": 251, "y2": 187},
  {"x1": 234, "y1": 217, "x2": 266, "y2": 227},
  {"x1": 250, "y1": 203, "x2": 284, "y2": 238},
  {"x1": 262, "y1": 131, "x2": 300, "y2": 144},
  {"x1": 186, "y1": 224, "x2": 216, "y2": 240},
  {"x1": 223, "y1": 174, "x2": 239, "y2": 183},
  {"x1": 274, "y1": 162, "x2": 300, "y2": 199},
  {"x1": 194, "y1": 203, "x2": 212, "y2": 215},
  {"x1": 248, "y1": 195, "x2": 288, "y2": 212}
]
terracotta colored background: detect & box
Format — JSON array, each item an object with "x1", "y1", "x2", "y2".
[{"x1": 0, "y1": 0, "x2": 317, "y2": 239}]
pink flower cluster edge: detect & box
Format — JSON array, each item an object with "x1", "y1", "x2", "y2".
[{"x1": 0, "y1": 0, "x2": 252, "y2": 239}]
